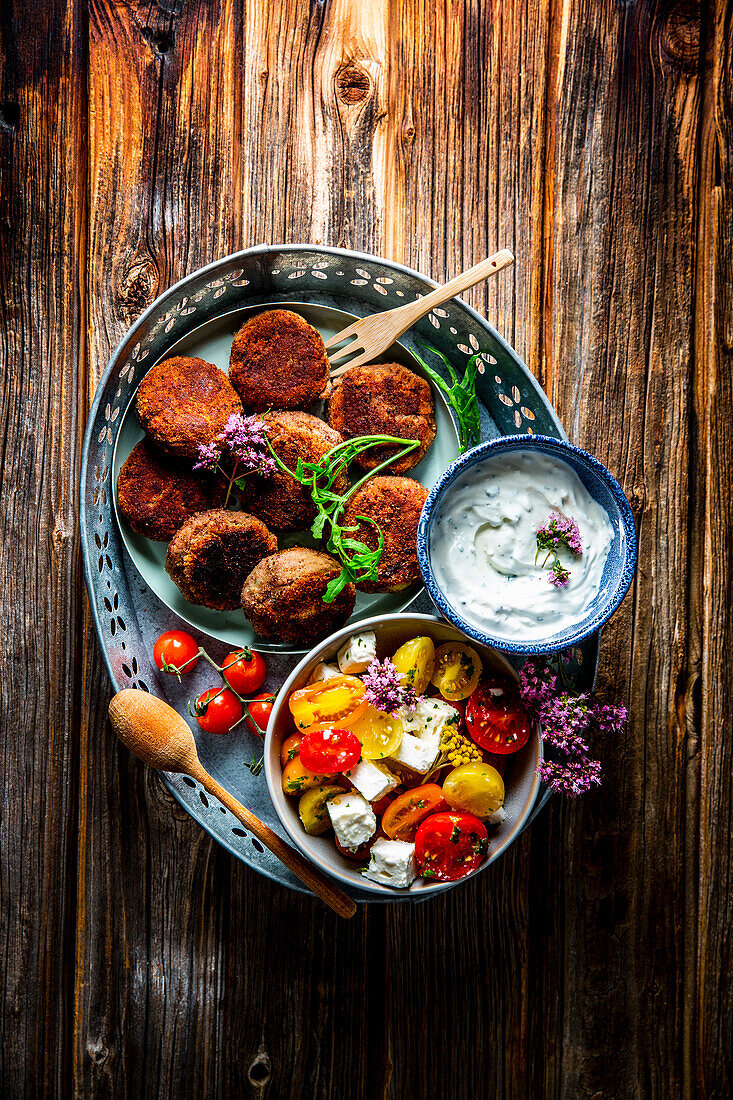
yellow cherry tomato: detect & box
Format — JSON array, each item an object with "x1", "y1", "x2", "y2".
[
  {"x1": 350, "y1": 705, "x2": 403, "y2": 761},
  {"x1": 298, "y1": 785, "x2": 346, "y2": 835},
  {"x1": 442, "y1": 762, "x2": 504, "y2": 817},
  {"x1": 281, "y1": 756, "x2": 328, "y2": 797},
  {"x1": 280, "y1": 733, "x2": 303, "y2": 769},
  {"x1": 391, "y1": 636, "x2": 436, "y2": 695},
  {"x1": 288, "y1": 675, "x2": 368, "y2": 731},
  {"x1": 431, "y1": 643, "x2": 483, "y2": 701}
]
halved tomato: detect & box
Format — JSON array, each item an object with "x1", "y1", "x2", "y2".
[
  {"x1": 465, "y1": 677, "x2": 531, "y2": 754},
  {"x1": 280, "y1": 733, "x2": 303, "y2": 768},
  {"x1": 381, "y1": 784, "x2": 448, "y2": 841},
  {"x1": 334, "y1": 835, "x2": 378, "y2": 862},
  {"x1": 299, "y1": 726, "x2": 362, "y2": 775},
  {"x1": 288, "y1": 676, "x2": 367, "y2": 731},
  {"x1": 414, "y1": 811, "x2": 489, "y2": 881},
  {"x1": 431, "y1": 643, "x2": 482, "y2": 701},
  {"x1": 371, "y1": 787, "x2": 404, "y2": 818}
]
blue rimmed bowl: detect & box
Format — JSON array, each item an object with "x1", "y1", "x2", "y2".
[{"x1": 416, "y1": 434, "x2": 638, "y2": 655}]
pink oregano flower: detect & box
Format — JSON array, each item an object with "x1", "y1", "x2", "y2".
[
  {"x1": 362, "y1": 658, "x2": 417, "y2": 715},
  {"x1": 536, "y1": 512, "x2": 583, "y2": 588},
  {"x1": 518, "y1": 659, "x2": 627, "y2": 797},
  {"x1": 194, "y1": 412, "x2": 276, "y2": 477}
]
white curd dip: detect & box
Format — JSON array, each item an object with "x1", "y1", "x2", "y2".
[{"x1": 430, "y1": 450, "x2": 614, "y2": 642}]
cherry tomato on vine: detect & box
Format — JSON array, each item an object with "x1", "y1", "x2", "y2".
[
  {"x1": 223, "y1": 648, "x2": 267, "y2": 695},
  {"x1": 153, "y1": 630, "x2": 199, "y2": 675},
  {"x1": 465, "y1": 678, "x2": 531, "y2": 755},
  {"x1": 194, "y1": 688, "x2": 243, "y2": 735},
  {"x1": 299, "y1": 726, "x2": 361, "y2": 775},
  {"x1": 414, "y1": 811, "x2": 489, "y2": 882},
  {"x1": 245, "y1": 692, "x2": 275, "y2": 738}
]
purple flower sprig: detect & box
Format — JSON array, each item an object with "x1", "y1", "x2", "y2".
[
  {"x1": 194, "y1": 412, "x2": 276, "y2": 505},
  {"x1": 536, "y1": 512, "x2": 583, "y2": 588},
  {"x1": 518, "y1": 658, "x2": 627, "y2": 797},
  {"x1": 362, "y1": 657, "x2": 417, "y2": 716}
]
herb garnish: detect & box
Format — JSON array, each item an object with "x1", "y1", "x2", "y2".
[
  {"x1": 267, "y1": 434, "x2": 420, "y2": 602},
  {"x1": 194, "y1": 412, "x2": 276, "y2": 506},
  {"x1": 535, "y1": 513, "x2": 583, "y2": 588},
  {"x1": 247, "y1": 753, "x2": 264, "y2": 776},
  {"x1": 410, "y1": 344, "x2": 482, "y2": 453}
]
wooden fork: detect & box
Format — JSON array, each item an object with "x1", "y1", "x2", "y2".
[{"x1": 326, "y1": 249, "x2": 514, "y2": 376}]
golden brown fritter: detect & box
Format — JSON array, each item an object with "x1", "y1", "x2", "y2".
[
  {"x1": 238, "y1": 410, "x2": 346, "y2": 534},
  {"x1": 228, "y1": 309, "x2": 330, "y2": 412},
  {"x1": 166, "y1": 509, "x2": 277, "y2": 611},
  {"x1": 240, "y1": 547, "x2": 355, "y2": 643},
  {"x1": 116, "y1": 439, "x2": 226, "y2": 541},
  {"x1": 136, "y1": 356, "x2": 243, "y2": 460},
  {"x1": 326, "y1": 363, "x2": 436, "y2": 474},
  {"x1": 341, "y1": 476, "x2": 428, "y2": 593}
]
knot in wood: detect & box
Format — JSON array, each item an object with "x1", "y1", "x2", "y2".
[
  {"x1": 0, "y1": 102, "x2": 20, "y2": 132},
  {"x1": 117, "y1": 260, "x2": 159, "y2": 319},
  {"x1": 336, "y1": 62, "x2": 371, "y2": 105},
  {"x1": 248, "y1": 1047, "x2": 272, "y2": 1088},
  {"x1": 142, "y1": 26, "x2": 175, "y2": 56},
  {"x1": 659, "y1": 0, "x2": 700, "y2": 71}
]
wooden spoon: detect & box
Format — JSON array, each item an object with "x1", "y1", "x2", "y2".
[
  {"x1": 326, "y1": 248, "x2": 514, "y2": 375},
  {"x1": 108, "y1": 689, "x2": 357, "y2": 919}
]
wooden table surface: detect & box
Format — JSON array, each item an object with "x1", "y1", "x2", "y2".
[{"x1": 1, "y1": 0, "x2": 731, "y2": 1096}]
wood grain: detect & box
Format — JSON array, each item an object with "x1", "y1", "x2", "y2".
[
  {"x1": 0, "y1": 0, "x2": 86, "y2": 1094},
  {"x1": 0, "y1": 0, "x2": 731, "y2": 1095}
]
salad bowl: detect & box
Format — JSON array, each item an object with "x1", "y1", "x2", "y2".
[{"x1": 264, "y1": 613, "x2": 543, "y2": 897}]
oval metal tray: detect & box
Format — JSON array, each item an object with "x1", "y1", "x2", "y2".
[{"x1": 80, "y1": 244, "x2": 599, "y2": 903}]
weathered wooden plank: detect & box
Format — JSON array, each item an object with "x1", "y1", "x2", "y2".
[
  {"x1": 1, "y1": 0, "x2": 730, "y2": 1094},
  {"x1": 692, "y1": 0, "x2": 733, "y2": 1090},
  {"x1": 380, "y1": 2, "x2": 553, "y2": 1095},
  {"x1": 540, "y1": 0, "x2": 706, "y2": 1094},
  {"x1": 0, "y1": 0, "x2": 86, "y2": 1095},
  {"x1": 78, "y1": 2, "x2": 378, "y2": 1096}
]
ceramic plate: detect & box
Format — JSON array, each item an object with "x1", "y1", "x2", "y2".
[{"x1": 111, "y1": 302, "x2": 460, "y2": 651}]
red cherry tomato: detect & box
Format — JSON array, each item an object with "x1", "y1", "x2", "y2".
[
  {"x1": 223, "y1": 648, "x2": 267, "y2": 695},
  {"x1": 414, "y1": 811, "x2": 489, "y2": 882},
  {"x1": 195, "y1": 688, "x2": 243, "y2": 735},
  {"x1": 299, "y1": 727, "x2": 361, "y2": 775},
  {"x1": 371, "y1": 787, "x2": 404, "y2": 818},
  {"x1": 245, "y1": 692, "x2": 275, "y2": 738},
  {"x1": 483, "y1": 752, "x2": 507, "y2": 778},
  {"x1": 381, "y1": 784, "x2": 448, "y2": 841},
  {"x1": 153, "y1": 630, "x2": 199, "y2": 675},
  {"x1": 465, "y1": 677, "x2": 531, "y2": 755},
  {"x1": 334, "y1": 835, "x2": 377, "y2": 861}
]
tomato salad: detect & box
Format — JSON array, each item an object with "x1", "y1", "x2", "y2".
[{"x1": 278, "y1": 631, "x2": 533, "y2": 888}]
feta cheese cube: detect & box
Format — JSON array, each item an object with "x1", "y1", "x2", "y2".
[
  {"x1": 487, "y1": 806, "x2": 507, "y2": 826},
  {"x1": 397, "y1": 696, "x2": 459, "y2": 739},
  {"x1": 390, "y1": 729, "x2": 441, "y2": 775},
  {"x1": 307, "y1": 661, "x2": 341, "y2": 684},
  {"x1": 326, "y1": 793, "x2": 376, "y2": 849},
  {"x1": 337, "y1": 631, "x2": 377, "y2": 675},
  {"x1": 345, "y1": 759, "x2": 398, "y2": 803},
  {"x1": 363, "y1": 839, "x2": 417, "y2": 889}
]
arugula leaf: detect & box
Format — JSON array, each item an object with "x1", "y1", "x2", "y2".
[
  {"x1": 411, "y1": 343, "x2": 482, "y2": 454},
  {"x1": 266, "y1": 433, "x2": 419, "y2": 603}
]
